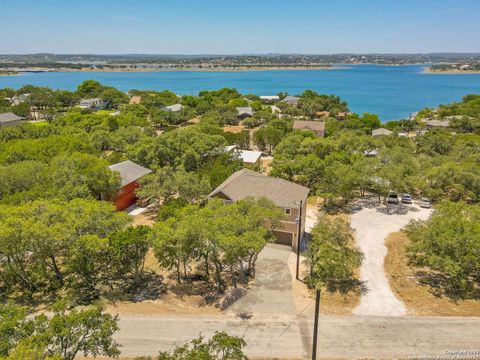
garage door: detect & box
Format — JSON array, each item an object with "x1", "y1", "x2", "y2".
[{"x1": 273, "y1": 230, "x2": 293, "y2": 246}]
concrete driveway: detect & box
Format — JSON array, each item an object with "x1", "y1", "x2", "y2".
[
  {"x1": 351, "y1": 203, "x2": 432, "y2": 316},
  {"x1": 228, "y1": 243, "x2": 297, "y2": 317}
]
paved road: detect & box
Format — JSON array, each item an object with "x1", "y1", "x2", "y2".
[
  {"x1": 115, "y1": 313, "x2": 480, "y2": 359},
  {"x1": 351, "y1": 204, "x2": 432, "y2": 316},
  {"x1": 229, "y1": 244, "x2": 296, "y2": 316}
]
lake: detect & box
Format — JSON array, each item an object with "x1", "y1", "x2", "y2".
[{"x1": 1, "y1": 65, "x2": 479, "y2": 121}]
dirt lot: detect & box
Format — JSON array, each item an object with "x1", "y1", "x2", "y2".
[{"x1": 385, "y1": 231, "x2": 480, "y2": 316}]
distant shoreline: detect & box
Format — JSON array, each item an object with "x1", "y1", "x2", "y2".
[
  {"x1": 423, "y1": 67, "x2": 480, "y2": 74},
  {"x1": 2, "y1": 66, "x2": 348, "y2": 74}
]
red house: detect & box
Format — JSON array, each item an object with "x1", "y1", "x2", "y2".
[{"x1": 108, "y1": 160, "x2": 152, "y2": 211}]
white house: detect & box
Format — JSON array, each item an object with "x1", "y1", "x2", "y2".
[
  {"x1": 225, "y1": 145, "x2": 262, "y2": 165},
  {"x1": 165, "y1": 103, "x2": 184, "y2": 112},
  {"x1": 260, "y1": 95, "x2": 280, "y2": 103},
  {"x1": 79, "y1": 98, "x2": 108, "y2": 110}
]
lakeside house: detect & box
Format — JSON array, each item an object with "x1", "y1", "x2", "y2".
[
  {"x1": 4, "y1": 94, "x2": 30, "y2": 106},
  {"x1": 372, "y1": 128, "x2": 393, "y2": 136},
  {"x1": 79, "y1": 98, "x2": 108, "y2": 110},
  {"x1": 426, "y1": 119, "x2": 450, "y2": 128},
  {"x1": 292, "y1": 120, "x2": 325, "y2": 137},
  {"x1": 225, "y1": 145, "x2": 262, "y2": 165},
  {"x1": 129, "y1": 96, "x2": 142, "y2": 105},
  {"x1": 281, "y1": 96, "x2": 300, "y2": 106},
  {"x1": 108, "y1": 160, "x2": 152, "y2": 211},
  {"x1": 0, "y1": 112, "x2": 25, "y2": 127},
  {"x1": 236, "y1": 106, "x2": 253, "y2": 119},
  {"x1": 165, "y1": 103, "x2": 184, "y2": 112},
  {"x1": 260, "y1": 95, "x2": 280, "y2": 103},
  {"x1": 315, "y1": 111, "x2": 331, "y2": 118},
  {"x1": 336, "y1": 112, "x2": 351, "y2": 120},
  {"x1": 208, "y1": 169, "x2": 309, "y2": 248}
]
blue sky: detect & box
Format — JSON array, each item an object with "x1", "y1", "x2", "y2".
[{"x1": 1, "y1": 0, "x2": 479, "y2": 54}]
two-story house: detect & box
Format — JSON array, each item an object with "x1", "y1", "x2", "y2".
[{"x1": 208, "y1": 169, "x2": 309, "y2": 249}]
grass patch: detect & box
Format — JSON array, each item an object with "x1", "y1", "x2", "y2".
[{"x1": 384, "y1": 231, "x2": 480, "y2": 316}]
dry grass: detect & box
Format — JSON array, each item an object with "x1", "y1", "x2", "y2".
[
  {"x1": 131, "y1": 211, "x2": 156, "y2": 226},
  {"x1": 260, "y1": 156, "x2": 273, "y2": 174},
  {"x1": 223, "y1": 124, "x2": 246, "y2": 133},
  {"x1": 384, "y1": 231, "x2": 480, "y2": 316}
]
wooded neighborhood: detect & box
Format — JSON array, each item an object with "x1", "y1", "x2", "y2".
[{"x1": 1, "y1": 80, "x2": 479, "y2": 359}]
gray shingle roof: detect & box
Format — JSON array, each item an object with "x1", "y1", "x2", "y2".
[
  {"x1": 281, "y1": 96, "x2": 300, "y2": 105},
  {"x1": 427, "y1": 119, "x2": 450, "y2": 127},
  {"x1": 236, "y1": 106, "x2": 253, "y2": 116},
  {"x1": 292, "y1": 120, "x2": 325, "y2": 132},
  {"x1": 0, "y1": 112, "x2": 24, "y2": 124},
  {"x1": 208, "y1": 169, "x2": 309, "y2": 208},
  {"x1": 108, "y1": 160, "x2": 152, "y2": 187},
  {"x1": 372, "y1": 128, "x2": 393, "y2": 136}
]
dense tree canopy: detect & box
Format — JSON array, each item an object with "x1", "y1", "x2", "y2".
[{"x1": 406, "y1": 201, "x2": 480, "y2": 297}]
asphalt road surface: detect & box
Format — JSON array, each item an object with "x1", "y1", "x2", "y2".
[{"x1": 115, "y1": 313, "x2": 480, "y2": 359}]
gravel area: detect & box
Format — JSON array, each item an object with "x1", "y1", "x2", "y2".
[{"x1": 351, "y1": 203, "x2": 432, "y2": 316}]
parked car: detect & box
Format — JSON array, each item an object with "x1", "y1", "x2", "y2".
[
  {"x1": 386, "y1": 191, "x2": 399, "y2": 204},
  {"x1": 401, "y1": 193, "x2": 413, "y2": 204},
  {"x1": 419, "y1": 197, "x2": 431, "y2": 208}
]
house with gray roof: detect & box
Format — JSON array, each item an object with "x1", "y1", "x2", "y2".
[
  {"x1": 281, "y1": 96, "x2": 300, "y2": 106},
  {"x1": 236, "y1": 106, "x2": 253, "y2": 119},
  {"x1": 0, "y1": 112, "x2": 25, "y2": 127},
  {"x1": 372, "y1": 128, "x2": 393, "y2": 136},
  {"x1": 426, "y1": 119, "x2": 450, "y2": 128},
  {"x1": 208, "y1": 169, "x2": 309, "y2": 248},
  {"x1": 108, "y1": 160, "x2": 152, "y2": 210},
  {"x1": 292, "y1": 120, "x2": 325, "y2": 137}
]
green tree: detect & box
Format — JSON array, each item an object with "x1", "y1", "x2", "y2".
[
  {"x1": 406, "y1": 201, "x2": 480, "y2": 297},
  {"x1": 0, "y1": 302, "x2": 120, "y2": 360},
  {"x1": 151, "y1": 331, "x2": 247, "y2": 360},
  {"x1": 108, "y1": 225, "x2": 151, "y2": 285}
]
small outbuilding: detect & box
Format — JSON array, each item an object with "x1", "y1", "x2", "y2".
[
  {"x1": 0, "y1": 112, "x2": 25, "y2": 127},
  {"x1": 108, "y1": 160, "x2": 152, "y2": 211}
]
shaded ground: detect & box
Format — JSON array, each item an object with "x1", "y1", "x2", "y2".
[
  {"x1": 385, "y1": 231, "x2": 480, "y2": 316},
  {"x1": 105, "y1": 251, "x2": 220, "y2": 316},
  {"x1": 351, "y1": 202, "x2": 432, "y2": 316}
]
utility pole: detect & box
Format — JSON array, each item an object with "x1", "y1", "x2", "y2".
[
  {"x1": 295, "y1": 200, "x2": 303, "y2": 280},
  {"x1": 311, "y1": 289, "x2": 321, "y2": 360}
]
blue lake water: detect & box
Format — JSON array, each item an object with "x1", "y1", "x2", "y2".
[{"x1": 1, "y1": 65, "x2": 480, "y2": 121}]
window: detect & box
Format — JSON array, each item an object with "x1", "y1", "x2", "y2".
[{"x1": 285, "y1": 208, "x2": 291, "y2": 215}]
